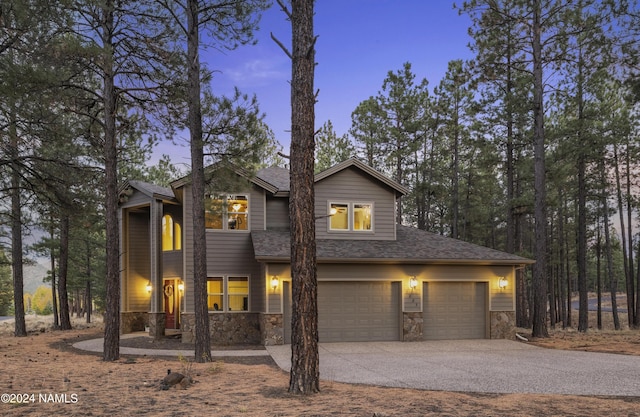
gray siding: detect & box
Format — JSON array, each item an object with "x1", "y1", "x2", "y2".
[
  {"x1": 265, "y1": 196, "x2": 289, "y2": 230},
  {"x1": 315, "y1": 167, "x2": 397, "y2": 240},
  {"x1": 127, "y1": 211, "x2": 150, "y2": 311},
  {"x1": 490, "y1": 275, "x2": 514, "y2": 311},
  {"x1": 121, "y1": 190, "x2": 152, "y2": 209},
  {"x1": 163, "y1": 251, "x2": 182, "y2": 278},
  {"x1": 182, "y1": 183, "x2": 265, "y2": 313}
]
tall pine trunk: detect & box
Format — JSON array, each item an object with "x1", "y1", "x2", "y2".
[
  {"x1": 288, "y1": 0, "x2": 319, "y2": 394},
  {"x1": 10, "y1": 103, "x2": 26, "y2": 337},
  {"x1": 58, "y1": 214, "x2": 72, "y2": 330},
  {"x1": 49, "y1": 224, "x2": 59, "y2": 329},
  {"x1": 600, "y1": 155, "x2": 620, "y2": 329},
  {"x1": 531, "y1": 0, "x2": 548, "y2": 338},
  {"x1": 187, "y1": 0, "x2": 211, "y2": 363},
  {"x1": 613, "y1": 144, "x2": 633, "y2": 328},
  {"x1": 102, "y1": 0, "x2": 120, "y2": 361}
]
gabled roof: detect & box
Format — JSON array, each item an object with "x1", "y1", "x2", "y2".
[
  {"x1": 170, "y1": 161, "x2": 280, "y2": 194},
  {"x1": 315, "y1": 158, "x2": 409, "y2": 196},
  {"x1": 251, "y1": 225, "x2": 534, "y2": 265},
  {"x1": 120, "y1": 180, "x2": 176, "y2": 202},
  {"x1": 256, "y1": 166, "x2": 290, "y2": 195},
  {"x1": 252, "y1": 158, "x2": 410, "y2": 197}
]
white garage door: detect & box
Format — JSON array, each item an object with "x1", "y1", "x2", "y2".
[
  {"x1": 423, "y1": 282, "x2": 487, "y2": 340},
  {"x1": 284, "y1": 281, "x2": 401, "y2": 343}
]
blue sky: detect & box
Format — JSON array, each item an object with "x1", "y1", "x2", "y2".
[{"x1": 160, "y1": 1, "x2": 474, "y2": 165}]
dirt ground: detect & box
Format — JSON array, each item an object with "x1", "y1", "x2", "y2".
[{"x1": 1, "y1": 314, "x2": 639, "y2": 417}]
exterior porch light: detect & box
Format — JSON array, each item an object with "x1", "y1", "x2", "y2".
[
  {"x1": 271, "y1": 276, "x2": 279, "y2": 290},
  {"x1": 498, "y1": 276, "x2": 508, "y2": 289},
  {"x1": 409, "y1": 276, "x2": 418, "y2": 290},
  {"x1": 178, "y1": 282, "x2": 184, "y2": 292},
  {"x1": 146, "y1": 280, "x2": 153, "y2": 293}
]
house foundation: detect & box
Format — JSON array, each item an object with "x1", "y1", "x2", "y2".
[
  {"x1": 260, "y1": 313, "x2": 284, "y2": 346},
  {"x1": 490, "y1": 311, "x2": 515, "y2": 339},
  {"x1": 180, "y1": 313, "x2": 261, "y2": 345},
  {"x1": 120, "y1": 312, "x2": 147, "y2": 334},
  {"x1": 403, "y1": 312, "x2": 423, "y2": 341},
  {"x1": 148, "y1": 312, "x2": 166, "y2": 339}
]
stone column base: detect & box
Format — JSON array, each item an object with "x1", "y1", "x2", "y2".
[
  {"x1": 403, "y1": 312, "x2": 423, "y2": 341},
  {"x1": 490, "y1": 311, "x2": 515, "y2": 339},
  {"x1": 120, "y1": 312, "x2": 147, "y2": 334},
  {"x1": 148, "y1": 312, "x2": 166, "y2": 340},
  {"x1": 260, "y1": 313, "x2": 284, "y2": 345}
]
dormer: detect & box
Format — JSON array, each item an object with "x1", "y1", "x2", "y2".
[{"x1": 314, "y1": 158, "x2": 408, "y2": 241}]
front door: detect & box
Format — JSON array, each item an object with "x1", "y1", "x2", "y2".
[{"x1": 163, "y1": 279, "x2": 180, "y2": 329}]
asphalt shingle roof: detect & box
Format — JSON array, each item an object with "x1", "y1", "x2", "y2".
[
  {"x1": 251, "y1": 225, "x2": 533, "y2": 265},
  {"x1": 128, "y1": 180, "x2": 175, "y2": 201},
  {"x1": 255, "y1": 166, "x2": 290, "y2": 192}
]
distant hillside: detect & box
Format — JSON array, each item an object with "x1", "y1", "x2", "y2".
[{"x1": 16, "y1": 262, "x2": 51, "y2": 295}]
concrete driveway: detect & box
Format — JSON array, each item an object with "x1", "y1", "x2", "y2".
[{"x1": 266, "y1": 340, "x2": 640, "y2": 396}]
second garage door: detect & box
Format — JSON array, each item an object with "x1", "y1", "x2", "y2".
[
  {"x1": 319, "y1": 281, "x2": 401, "y2": 342},
  {"x1": 423, "y1": 282, "x2": 487, "y2": 340}
]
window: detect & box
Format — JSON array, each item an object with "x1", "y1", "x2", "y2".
[
  {"x1": 207, "y1": 276, "x2": 249, "y2": 312},
  {"x1": 162, "y1": 214, "x2": 182, "y2": 251},
  {"x1": 205, "y1": 194, "x2": 249, "y2": 231},
  {"x1": 329, "y1": 202, "x2": 373, "y2": 232}
]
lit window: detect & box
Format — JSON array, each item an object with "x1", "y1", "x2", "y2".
[
  {"x1": 162, "y1": 214, "x2": 182, "y2": 251},
  {"x1": 207, "y1": 277, "x2": 223, "y2": 311},
  {"x1": 205, "y1": 194, "x2": 249, "y2": 231},
  {"x1": 329, "y1": 202, "x2": 373, "y2": 232},
  {"x1": 207, "y1": 276, "x2": 249, "y2": 312},
  {"x1": 329, "y1": 203, "x2": 348, "y2": 230},
  {"x1": 353, "y1": 203, "x2": 372, "y2": 230}
]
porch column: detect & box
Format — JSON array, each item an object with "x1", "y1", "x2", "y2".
[{"x1": 148, "y1": 199, "x2": 164, "y2": 338}]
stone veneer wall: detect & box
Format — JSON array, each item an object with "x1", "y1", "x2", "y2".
[
  {"x1": 180, "y1": 313, "x2": 261, "y2": 345},
  {"x1": 260, "y1": 314, "x2": 284, "y2": 346},
  {"x1": 148, "y1": 312, "x2": 166, "y2": 340},
  {"x1": 403, "y1": 312, "x2": 423, "y2": 341},
  {"x1": 490, "y1": 311, "x2": 515, "y2": 339},
  {"x1": 120, "y1": 312, "x2": 147, "y2": 334}
]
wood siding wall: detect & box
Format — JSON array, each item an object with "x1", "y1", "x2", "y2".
[
  {"x1": 121, "y1": 191, "x2": 152, "y2": 209},
  {"x1": 126, "y1": 211, "x2": 151, "y2": 311},
  {"x1": 315, "y1": 167, "x2": 397, "y2": 240},
  {"x1": 265, "y1": 196, "x2": 289, "y2": 230},
  {"x1": 182, "y1": 184, "x2": 265, "y2": 313}
]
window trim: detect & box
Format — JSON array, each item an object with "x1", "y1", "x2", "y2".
[
  {"x1": 205, "y1": 193, "x2": 250, "y2": 232},
  {"x1": 328, "y1": 201, "x2": 374, "y2": 232},
  {"x1": 206, "y1": 275, "x2": 250, "y2": 313}
]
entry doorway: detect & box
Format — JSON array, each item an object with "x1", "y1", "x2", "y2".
[{"x1": 163, "y1": 278, "x2": 182, "y2": 330}]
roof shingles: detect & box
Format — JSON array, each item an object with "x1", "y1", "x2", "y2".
[{"x1": 252, "y1": 225, "x2": 533, "y2": 265}]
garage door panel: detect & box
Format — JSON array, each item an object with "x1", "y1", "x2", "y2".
[
  {"x1": 318, "y1": 281, "x2": 400, "y2": 342},
  {"x1": 423, "y1": 282, "x2": 487, "y2": 340}
]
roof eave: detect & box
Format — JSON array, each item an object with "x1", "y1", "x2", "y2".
[
  {"x1": 314, "y1": 158, "x2": 409, "y2": 195},
  {"x1": 255, "y1": 256, "x2": 535, "y2": 266}
]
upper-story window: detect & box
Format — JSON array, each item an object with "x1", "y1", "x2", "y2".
[
  {"x1": 205, "y1": 194, "x2": 249, "y2": 231},
  {"x1": 162, "y1": 214, "x2": 182, "y2": 251},
  {"x1": 329, "y1": 202, "x2": 373, "y2": 231}
]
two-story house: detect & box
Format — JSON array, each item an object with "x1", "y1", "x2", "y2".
[{"x1": 118, "y1": 158, "x2": 533, "y2": 345}]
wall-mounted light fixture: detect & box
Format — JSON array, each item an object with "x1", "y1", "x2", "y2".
[
  {"x1": 409, "y1": 276, "x2": 418, "y2": 290},
  {"x1": 271, "y1": 276, "x2": 279, "y2": 290},
  {"x1": 178, "y1": 282, "x2": 184, "y2": 292},
  {"x1": 146, "y1": 280, "x2": 153, "y2": 293},
  {"x1": 498, "y1": 276, "x2": 508, "y2": 289}
]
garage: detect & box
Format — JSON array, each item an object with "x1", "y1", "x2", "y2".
[
  {"x1": 284, "y1": 281, "x2": 401, "y2": 343},
  {"x1": 423, "y1": 282, "x2": 487, "y2": 340}
]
